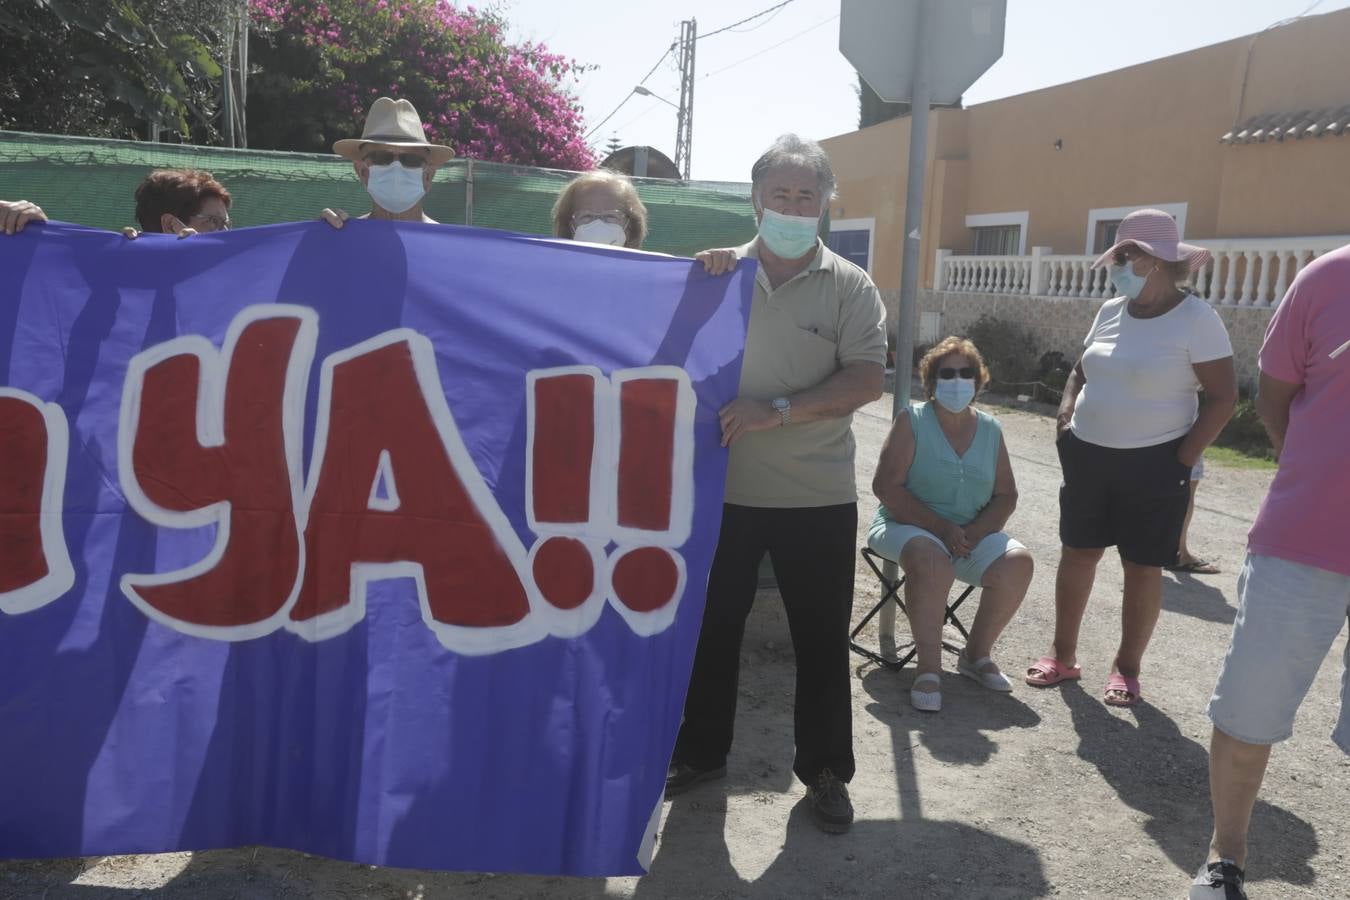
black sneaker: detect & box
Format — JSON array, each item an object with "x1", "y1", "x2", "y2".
[
  {"x1": 806, "y1": 768, "x2": 853, "y2": 834},
  {"x1": 1189, "y1": 860, "x2": 1247, "y2": 899},
  {"x1": 664, "y1": 762, "x2": 726, "y2": 798}
]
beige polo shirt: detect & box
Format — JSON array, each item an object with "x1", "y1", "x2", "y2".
[{"x1": 724, "y1": 239, "x2": 887, "y2": 508}]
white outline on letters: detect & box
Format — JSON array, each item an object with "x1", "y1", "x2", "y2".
[
  {"x1": 525, "y1": 366, "x2": 615, "y2": 536},
  {"x1": 116, "y1": 305, "x2": 317, "y2": 641},
  {"x1": 366, "y1": 449, "x2": 401, "y2": 512},
  {"x1": 0, "y1": 388, "x2": 75, "y2": 615},
  {"x1": 611, "y1": 367, "x2": 696, "y2": 548},
  {"x1": 290, "y1": 329, "x2": 547, "y2": 655}
]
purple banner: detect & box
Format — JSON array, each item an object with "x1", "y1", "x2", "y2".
[{"x1": 0, "y1": 220, "x2": 753, "y2": 875}]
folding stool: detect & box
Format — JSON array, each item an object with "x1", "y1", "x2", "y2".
[{"x1": 850, "y1": 546, "x2": 975, "y2": 670}]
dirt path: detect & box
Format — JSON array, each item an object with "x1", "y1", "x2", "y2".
[{"x1": 3, "y1": 397, "x2": 1346, "y2": 899}]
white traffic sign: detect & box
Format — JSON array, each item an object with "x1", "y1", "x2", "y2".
[{"x1": 840, "y1": 0, "x2": 1007, "y2": 105}]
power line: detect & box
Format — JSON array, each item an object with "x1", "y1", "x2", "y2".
[
  {"x1": 584, "y1": 44, "x2": 674, "y2": 140},
  {"x1": 611, "y1": 97, "x2": 669, "y2": 135},
  {"x1": 699, "y1": 0, "x2": 799, "y2": 41},
  {"x1": 702, "y1": 13, "x2": 838, "y2": 80},
  {"x1": 637, "y1": 44, "x2": 675, "y2": 87}
]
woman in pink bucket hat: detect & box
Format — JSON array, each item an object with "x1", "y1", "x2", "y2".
[{"x1": 1024, "y1": 209, "x2": 1237, "y2": 707}]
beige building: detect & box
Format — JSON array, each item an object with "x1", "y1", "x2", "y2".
[{"x1": 820, "y1": 8, "x2": 1350, "y2": 385}]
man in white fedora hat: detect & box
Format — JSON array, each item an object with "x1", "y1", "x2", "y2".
[{"x1": 322, "y1": 96, "x2": 454, "y2": 227}]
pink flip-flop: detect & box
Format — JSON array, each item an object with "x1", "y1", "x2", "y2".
[
  {"x1": 1024, "y1": 656, "x2": 1082, "y2": 687},
  {"x1": 1104, "y1": 672, "x2": 1142, "y2": 707}
]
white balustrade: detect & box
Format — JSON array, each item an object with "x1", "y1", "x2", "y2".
[{"x1": 933, "y1": 236, "x2": 1350, "y2": 308}]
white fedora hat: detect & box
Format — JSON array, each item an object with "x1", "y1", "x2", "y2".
[{"x1": 333, "y1": 97, "x2": 454, "y2": 165}]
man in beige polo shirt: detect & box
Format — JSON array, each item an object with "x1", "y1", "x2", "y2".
[{"x1": 666, "y1": 134, "x2": 886, "y2": 834}]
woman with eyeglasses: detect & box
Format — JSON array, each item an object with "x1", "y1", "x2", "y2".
[
  {"x1": 551, "y1": 169, "x2": 649, "y2": 249},
  {"x1": 870, "y1": 336, "x2": 1033, "y2": 712},
  {"x1": 2, "y1": 170, "x2": 233, "y2": 240},
  {"x1": 131, "y1": 169, "x2": 233, "y2": 237},
  {"x1": 1025, "y1": 209, "x2": 1236, "y2": 707}
]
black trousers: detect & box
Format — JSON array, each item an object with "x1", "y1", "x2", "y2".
[{"x1": 673, "y1": 502, "x2": 857, "y2": 784}]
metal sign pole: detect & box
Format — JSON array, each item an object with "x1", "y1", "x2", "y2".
[
  {"x1": 891, "y1": 0, "x2": 932, "y2": 417},
  {"x1": 880, "y1": 0, "x2": 933, "y2": 640}
]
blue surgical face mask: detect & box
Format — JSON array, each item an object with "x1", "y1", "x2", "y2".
[
  {"x1": 1109, "y1": 262, "x2": 1154, "y2": 300},
  {"x1": 934, "y1": 377, "x2": 976, "y2": 413},
  {"x1": 757, "y1": 207, "x2": 820, "y2": 260},
  {"x1": 366, "y1": 163, "x2": 427, "y2": 214}
]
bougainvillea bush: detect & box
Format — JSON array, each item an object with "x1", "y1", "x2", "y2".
[{"x1": 248, "y1": 0, "x2": 594, "y2": 169}]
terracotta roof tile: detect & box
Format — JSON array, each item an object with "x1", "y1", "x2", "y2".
[{"x1": 1222, "y1": 105, "x2": 1350, "y2": 143}]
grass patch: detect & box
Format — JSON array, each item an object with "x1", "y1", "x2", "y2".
[{"x1": 1204, "y1": 445, "x2": 1277, "y2": 471}]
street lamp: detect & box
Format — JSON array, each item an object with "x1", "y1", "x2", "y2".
[{"x1": 632, "y1": 85, "x2": 678, "y2": 109}]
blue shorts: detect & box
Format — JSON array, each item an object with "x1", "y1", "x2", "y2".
[
  {"x1": 867, "y1": 517, "x2": 1024, "y2": 587},
  {"x1": 1208, "y1": 554, "x2": 1350, "y2": 752}
]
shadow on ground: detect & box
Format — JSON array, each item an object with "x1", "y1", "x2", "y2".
[
  {"x1": 1062, "y1": 681, "x2": 1317, "y2": 885},
  {"x1": 1162, "y1": 571, "x2": 1236, "y2": 624}
]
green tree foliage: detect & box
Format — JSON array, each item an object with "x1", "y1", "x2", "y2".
[
  {"x1": 247, "y1": 0, "x2": 594, "y2": 169},
  {"x1": 856, "y1": 74, "x2": 908, "y2": 129},
  {"x1": 0, "y1": 0, "x2": 227, "y2": 141}
]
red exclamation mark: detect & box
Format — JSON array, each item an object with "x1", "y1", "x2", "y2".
[
  {"x1": 527, "y1": 369, "x2": 603, "y2": 611},
  {"x1": 608, "y1": 369, "x2": 691, "y2": 619}
]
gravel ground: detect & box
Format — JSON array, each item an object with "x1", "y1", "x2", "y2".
[{"x1": 2, "y1": 394, "x2": 1346, "y2": 900}]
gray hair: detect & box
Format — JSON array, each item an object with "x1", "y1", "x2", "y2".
[{"x1": 750, "y1": 134, "x2": 837, "y2": 202}]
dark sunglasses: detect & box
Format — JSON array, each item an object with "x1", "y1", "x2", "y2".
[
  {"x1": 364, "y1": 151, "x2": 428, "y2": 168},
  {"x1": 937, "y1": 367, "x2": 977, "y2": 380},
  {"x1": 1111, "y1": 248, "x2": 1141, "y2": 266}
]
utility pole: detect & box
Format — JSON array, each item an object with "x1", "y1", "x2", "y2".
[
  {"x1": 673, "y1": 18, "x2": 696, "y2": 180},
  {"x1": 221, "y1": 0, "x2": 249, "y2": 147}
]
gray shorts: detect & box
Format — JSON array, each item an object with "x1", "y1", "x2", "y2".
[
  {"x1": 867, "y1": 519, "x2": 1025, "y2": 587},
  {"x1": 1207, "y1": 553, "x2": 1350, "y2": 752}
]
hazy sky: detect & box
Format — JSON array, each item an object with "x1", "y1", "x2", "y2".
[{"x1": 498, "y1": 0, "x2": 1350, "y2": 182}]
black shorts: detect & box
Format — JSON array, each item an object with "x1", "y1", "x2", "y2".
[{"x1": 1056, "y1": 429, "x2": 1191, "y2": 567}]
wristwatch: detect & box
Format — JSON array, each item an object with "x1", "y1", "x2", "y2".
[{"x1": 771, "y1": 396, "x2": 792, "y2": 426}]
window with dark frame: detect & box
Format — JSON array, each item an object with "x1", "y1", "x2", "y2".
[
  {"x1": 971, "y1": 224, "x2": 1021, "y2": 256},
  {"x1": 1093, "y1": 220, "x2": 1123, "y2": 254},
  {"x1": 827, "y1": 229, "x2": 870, "y2": 272}
]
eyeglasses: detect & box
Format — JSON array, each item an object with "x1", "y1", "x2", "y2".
[
  {"x1": 364, "y1": 151, "x2": 429, "y2": 169},
  {"x1": 571, "y1": 210, "x2": 628, "y2": 227},
  {"x1": 937, "y1": 367, "x2": 977, "y2": 380},
  {"x1": 188, "y1": 213, "x2": 231, "y2": 231},
  {"x1": 1111, "y1": 248, "x2": 1142, "y2": 266}
]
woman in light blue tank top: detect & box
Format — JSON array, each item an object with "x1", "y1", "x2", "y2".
[{"x1": 869, "y1": 337, "x2": 1033, "y2": 712}]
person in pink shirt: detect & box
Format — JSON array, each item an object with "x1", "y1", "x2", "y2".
[{"x1": 1189, "y1": 245, "x2": 1350, "y2": 900}]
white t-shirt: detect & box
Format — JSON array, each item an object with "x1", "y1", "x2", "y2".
[{"x1": 1069, "y1": 294, "x2": 1233, "y2": 448}]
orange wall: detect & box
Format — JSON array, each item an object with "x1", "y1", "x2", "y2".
[
  {"x1": 1217, "y1": 138, "x2": 1350, "y2": 237},
  {"x1": 823, "y1": 8, "x2": 1350, "y2": 291},
  {"x1": 823, "y1": 110, "x2": 960, "y2": 292}
]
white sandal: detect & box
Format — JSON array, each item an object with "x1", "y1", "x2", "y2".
[
  {"x1": 958, "y1": 653, "x2": 1014, "y2": 692},
  {"x1": 910, "y1": 672, "x2": 942, "y2": 712}
]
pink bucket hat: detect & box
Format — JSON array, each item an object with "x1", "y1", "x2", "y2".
[{"x1": 1091, "y1": 208, "x2": 1213, "y2": 271}]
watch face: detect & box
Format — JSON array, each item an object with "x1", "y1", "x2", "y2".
[{"x1": 772, "y1": 398, "x2": 789, "y2": 410}]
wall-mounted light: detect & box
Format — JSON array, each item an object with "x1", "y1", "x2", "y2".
[{"x1": 1053, "y1": 139, "x2": 1063, "y2": 151}]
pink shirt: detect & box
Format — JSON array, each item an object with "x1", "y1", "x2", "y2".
[{"x1": 1248, "y1": 243, "x2": 1350, "y2": 576}]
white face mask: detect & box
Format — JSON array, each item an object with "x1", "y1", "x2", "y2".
[
  {"x1": 573, "y1": 220, "x2": 627, "y2": 246},
  {"x1": 366, "y1": 163, "x2": 427, "y2": 214}
]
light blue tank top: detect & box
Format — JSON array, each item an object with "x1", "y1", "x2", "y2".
[{"x1": 880, "y1": 401, "x2": 1001, "y2": 527}]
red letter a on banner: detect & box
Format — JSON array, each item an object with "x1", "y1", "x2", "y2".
[
  {"x1": 119, "y1": 307, "x2": 314, "y2": 639},
  {"x1": 290, "y1": 332, "x2": 534, "y2": 650}
]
